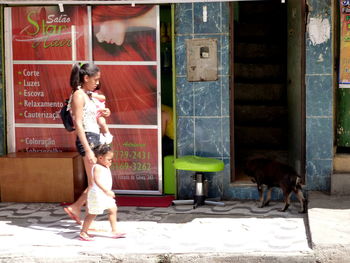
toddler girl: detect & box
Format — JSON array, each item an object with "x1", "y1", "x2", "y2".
[{"x1": 79, "y1": 144, "x2": 125, "y2": 241}]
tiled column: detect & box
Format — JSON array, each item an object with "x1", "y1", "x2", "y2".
[
  {"x1": 305, "y1": 0, "x2": 333, "y2": 191},
  {"x1": 175, "y1": 3, "x2": 230, "y2": 199}
]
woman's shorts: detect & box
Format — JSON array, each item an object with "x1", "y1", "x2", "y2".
[{"x1": 75, "y1": 132, "x2": 101, "y2": 156}]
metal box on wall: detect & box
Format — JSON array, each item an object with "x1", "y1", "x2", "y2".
[{"x1": 186, "y1": 38, "x2": 218, "y2": 82}]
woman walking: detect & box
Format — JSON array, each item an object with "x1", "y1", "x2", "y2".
[{"x1": 64, "y1": 63, "x2": 110, "y2": 224}]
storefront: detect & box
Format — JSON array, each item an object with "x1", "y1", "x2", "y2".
[
  {"x1": 0, "y1": 0, "x2": 231, "y2": 200},
  {"x1": 0, "y1": 0, "x2": 338, "y2": 201},
  {"x1": 3, "y1": 3, "x2": 163, "y2": 195}
]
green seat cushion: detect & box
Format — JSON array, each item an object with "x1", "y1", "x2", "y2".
[{"x1": 173, "y1": 155, "x2": 224, "y2": 172}]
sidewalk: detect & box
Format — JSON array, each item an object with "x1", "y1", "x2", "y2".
[
  {"x1": 307, "y1": 191, "x2": 350, "y2": 263},
  {"x1": 0, "y1": 191, "x2": 349, "y2": 263}
]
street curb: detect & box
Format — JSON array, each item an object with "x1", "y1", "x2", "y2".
[
  {"x1": 0, "y1": 252, "x2": 316, "y2": 263},
  {"x1": 112, "y1": 252, "x2": 316, "y2": 263}
]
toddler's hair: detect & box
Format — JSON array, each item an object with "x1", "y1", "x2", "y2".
[{"x1": 93, "y1": 144, "x2": 112, "y2": 157}]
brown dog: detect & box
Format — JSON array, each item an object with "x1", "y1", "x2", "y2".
[{"x1": 244, "y1": 158, "x2": 307, "y2": 213}]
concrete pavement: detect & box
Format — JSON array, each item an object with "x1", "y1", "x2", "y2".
[
  {"x1": 307, "y1": 191, "x2": 350, "y2": 263},
  {"x1": 0, "y1": 191, "x2": 349, "y2": 262}
]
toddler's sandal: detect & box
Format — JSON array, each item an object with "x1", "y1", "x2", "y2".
[{"x1": 79, "y1": 233, "x2": 95, "y2": 241}]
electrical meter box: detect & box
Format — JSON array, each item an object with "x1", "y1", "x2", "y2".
[{"x1": 186, "y1": 38, "x2": 218, "y2": 82}]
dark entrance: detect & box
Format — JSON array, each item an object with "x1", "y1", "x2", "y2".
[{"x1": 230, "y1": 0, "x2": 305, "y2": 182}]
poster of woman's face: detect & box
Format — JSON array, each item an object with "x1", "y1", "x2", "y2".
[
  {"x1": 92, "y1": 5, "x2": 158, "y2": 126},
  {"x1": 90, "y1": 6, "x2": 159, "y2": 192},
  {"x1": 92, "y1": 5, "x2": 157, "y2": 61}
]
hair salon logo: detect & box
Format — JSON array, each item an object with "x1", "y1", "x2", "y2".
[{"x1": 19, "y1": 8, "x2": 72, "y2": 49}]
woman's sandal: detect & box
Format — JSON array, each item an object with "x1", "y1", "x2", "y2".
[
  {"x1": 111, "y1": 233, "x2": 126, "y2": 239},
  {"x1": 64, "y1": 207, "x2": 81, "y2": 225}
]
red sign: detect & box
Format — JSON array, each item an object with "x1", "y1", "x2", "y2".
[
  {"x1": 13, "y1": 64, "x2": 72, "y2": 124},
  {"x1": 15, "y1": 127, "x2": 76, "y2": 152},
  {"x1": 11, "y1": 6, "x2": 88, "y2": 61},
  {"x1": 92, "y1": 5, "x2": 157, "y2": 62},
  {"x1": 110, "y1": 128, "x2": 159, "y2": 191},
  {"x1": 9, "y1": 5, "x2": 161, "y2": 194},
  {"x1": 98, "y1": 65, "x2": 157, "y2": 125}
]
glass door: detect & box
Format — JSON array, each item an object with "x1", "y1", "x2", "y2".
[{"x1": 5, "y1": 5, "x2": 162, "y2": 195}]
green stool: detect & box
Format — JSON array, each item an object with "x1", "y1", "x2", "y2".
[{"x1": 173, "y1": 155, "x2": 225, "y2": 208}]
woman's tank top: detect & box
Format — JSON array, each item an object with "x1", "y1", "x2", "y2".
[{"x1": 68, "y1": 88, "x2": 100, "y2": 134}]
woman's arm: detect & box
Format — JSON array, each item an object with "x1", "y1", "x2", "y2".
[
  {"x1": 161, "y1": 110, "x2": 170, "y2": 137},
  {"x1": 93, "y1": 165, "x2": 115, "y2": 198},
  {"x1": 72, "y1": 90, "x2": 96, "y2": 163},
  {"x1": 99, "y1": 107, "x2": 111, "y2": 117}
]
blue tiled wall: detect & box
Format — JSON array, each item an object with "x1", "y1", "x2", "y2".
[
  {"x1": 305, "y1": 0, "x2": 333, "y2": 191},
  {"x1": 174, "y1": 2, "x2": 286, "y2": 201},
  {"x1": 175, "y1": 0, "x2": 333, "y2": 200},
  {"x1": 175, "y1": 2, "x2": 230, "y2": 199}
]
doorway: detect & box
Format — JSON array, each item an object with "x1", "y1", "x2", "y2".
[{"x1": 230, "y1": 0, "x2": 305, "y2": 182}]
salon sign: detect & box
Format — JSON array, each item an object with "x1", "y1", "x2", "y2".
[
  {"x1": 7, "y1": 5, "x2": 162, "y2": 194},
  {"x1": 22, "y1": 12, "x2": 72, "y2": 49}
]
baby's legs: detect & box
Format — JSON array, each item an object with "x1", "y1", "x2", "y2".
[
  {"x1": 98, "y1": 116, "x2": 113, "y2": 144},
  {"x1": 97, "y1": 116, "x2": 109, "y2": 134},
  {"x1": 80, "y1": 213, "x2": 97, "y2": 239}
]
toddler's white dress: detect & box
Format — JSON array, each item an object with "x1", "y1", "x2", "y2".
[{"x1": 87, "y1": 164, "x2": 116, "y2": 215}]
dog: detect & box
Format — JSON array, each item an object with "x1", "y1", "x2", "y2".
[{"x1": 244, "y1": 158, "x2": 307, "y2": 213}]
